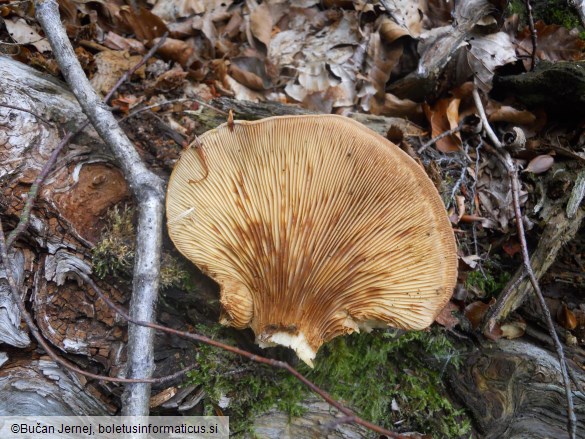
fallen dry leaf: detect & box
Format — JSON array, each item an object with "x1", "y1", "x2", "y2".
[
  {"x1": 229, "y1": 56, "x2": 271, "y2": 91},
  {"x1": 103, "y1": 32, "x2": 145, "y2": 54},
  {"x1": 118, "y1": 7, "x2": 168, "y2": 42},
  {"x1": 380, "y1": 0, "x2": 423, "y2": 37},
  {"x1": 523, "y1": 155, "x2": 554, "y2": 174},
  {"x1": 488, "y1": 104, "x2": 536, "y2": 126},
  {"x1": 149, "y1": 67, "x2": 188, "y2": 94},
  {"x1": 4, "y1": 18, "x2": 52, "y2": 52},
  {"x1": 90, "y1": 50, "x2": 145, "y2": 95},
  {"x1": 248, "y1": 1, "x2": 272, "y2": 53},
  {"x1": 435, "y1": 301, "x2": 461, "y2": 330},
  {"x1": 464, "y1": 298, "x2": 496, "y2": 329},
  {"x1": 151, "y1": 0, "x2": 210, "y2": 21},
  {"x1": 468, "y1": 31, "x2": 517, "y2": 92},
  {"x1": 558, "y1": 303, "x2": 577, "y2": 330},
  {"x1": 423, "y1": 98, "x2": 462, "y2": 153},
  {"x1": 501, "y1": 319, "x2": 526, "y2": 339},
  {"x1": 152, "y1": 37, "x2": 196, "y2": 68},
  {"x1": 516, "y1": 21, "x2": 585, "y2": 68},
  {"x1": 362, "y1": 30, "x2": 404, "y2": 113}
]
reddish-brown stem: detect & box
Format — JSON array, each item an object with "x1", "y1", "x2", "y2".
[
  {"x1": 524, "y1": 0, "x2": 537, "y2": 71},
  {"x1": 0, "y1": 104, "x2": 54, "y2": 126}
]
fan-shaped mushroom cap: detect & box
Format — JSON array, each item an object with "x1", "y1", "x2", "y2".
[{"x1": 166, "y1": 115, "x2": 457, "y2": 366}]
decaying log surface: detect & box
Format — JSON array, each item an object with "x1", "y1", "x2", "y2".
[
  {"x1": 0, "y1": 56, "x2": 190, "y2": 414},
  {"x1": 0, "y1": 356, "x2": 113, "y2": 415},
  {"x1": 449, "y1": 339, "x2": 585, "y2": 439},
  {"x1": 253, "y1": 398, "x2": 367, "y2": 439},
  {"x1": 1, "y1": 56, "x2": 585, "y2": 438}
]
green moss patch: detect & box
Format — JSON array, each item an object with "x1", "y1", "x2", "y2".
[
  {"x1": 91, "y1": 204, "x2": 191, "y2": 289},
  {"x1": 187, "y1": 327, "x2": 471, "y2": 437}
]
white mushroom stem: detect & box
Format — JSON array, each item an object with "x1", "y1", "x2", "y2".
[{"x1": 257, "y1": 332, "x2": 317, "y2": 368}]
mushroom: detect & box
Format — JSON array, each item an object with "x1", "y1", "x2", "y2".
[{"x1": 166, "y1": 115, "x2": 457, "y2": 366}]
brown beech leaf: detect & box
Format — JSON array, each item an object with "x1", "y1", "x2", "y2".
[
  {"x1": 111, "y1": 95, "x2": 139, "y2": 113},
  {"x1": 103, "y1": 32, "x2": 145, "y2": 54},
  {"x1": 249, "y1": 1, "x2": 272, "y2": 53},
  {"x1": 423, "y1": 98, "x2": 462, "y2": 153},
  {"x1": 523, "y1": 155, "x2": 554, "y2": 174},
  {"x1": 229, "y1": 57, "x2": 271, "y2": 91},
  {"x1": 152, "y1": 37, "x2": 195, "y2": 68},
  {"x1": 118, "y1": 7, "x2": 168, "y2": 42},
  {"x1": 363, "y1": 30, "x2": 404, "y2": 104},
  {"x1": 464, "y1": 298, "x2": 496, "y2": 329},
  {"x1": 379, "y1": 17, "x2": 410, "y2": 44},
  {"x1": 516, "y1": 21, "x2": 585, "y2": 66},
  {"x1": 435, "y1": 301, "x2": 460, "y2": 330},
  {"x1": 371, "y1": 93, "x2": 423, "y2": 121},
  {"x1": 488, "y1": 104, "x2": 536, "y2": 126},
  {"x1": 558, "y1": 303, "x2": 577, "y2": 330}
]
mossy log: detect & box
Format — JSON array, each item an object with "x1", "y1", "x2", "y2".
[
  {"x1": 492, "y1": 61, "x2": 585, "y2": 118},
  {"x1": 1, "y1": 56, "x2": 584, "y2": 438}
]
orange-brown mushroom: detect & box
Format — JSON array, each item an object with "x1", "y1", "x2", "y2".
[{"x1": 166, "y1": 115, "x2": 457, "y2": 366}]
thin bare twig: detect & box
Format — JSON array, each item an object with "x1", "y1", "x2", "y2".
[
  {"x1": 117, "y1": 98, "x2": 229, "y2": 123},
  {"x1": 0, "y1": 219, "x2": 194, "y2": 384},
  {"x1": 417, "y1": 121, "x2": 464, "y2": 154},
  {"x1": 472, "y1": 88, "x2": 576, "y2": 439},
  {"x1": 6, "y1": 127, "x2": 83, "y2": 249},
  {"x1": 0, "y1": 103, "x2": 54, "y2": 126},
  {"x1": 78, "y1": 271, "x2": 407, "y2": 439},
  {"x1": 524, "y1": 0, "x2": 537, "y2": 71}
]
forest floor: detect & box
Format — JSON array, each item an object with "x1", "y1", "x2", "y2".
[{"x1": 1, "y1": 1, "x2": 585, "y2": 438}]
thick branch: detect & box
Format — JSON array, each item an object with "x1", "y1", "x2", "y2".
[{"x1": 35, "y1": 0, "x2": 164, "y2": 416}]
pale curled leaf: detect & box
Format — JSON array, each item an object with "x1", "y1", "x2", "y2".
[
  {"x1": 4, "y1": 18, "x2": 52, "y2": 52},
  {"x1": 468, "y1": 32, "x2": 516, "y2": 92},
  {"x1": 523, "y1": 155, "x2": 554, "y2": 174},
  {"x1": 500, "y1": 321, "x2": 526, "y2": 339},
  {"x1": 249, "y1": 1, "x2": 272, "y2": 52}
]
